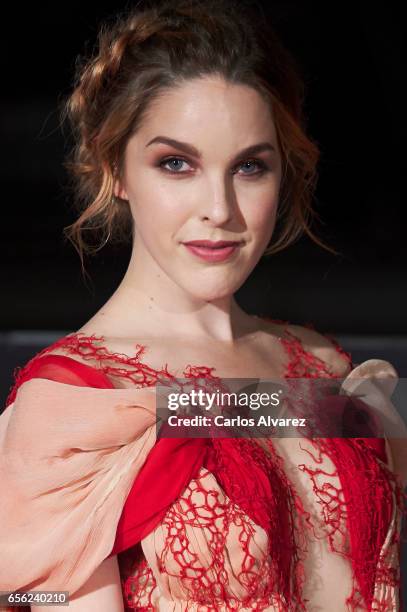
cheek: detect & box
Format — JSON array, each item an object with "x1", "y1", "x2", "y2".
[
  {"x1": 127, "y1": 187, "x2": 187, "y2": 249},
  {"x1": 245, "y1": 193, "x2": 279, "y2": 233},
  {"x1": 126, "y1": 174, "x2": 168, "y2": 222}
]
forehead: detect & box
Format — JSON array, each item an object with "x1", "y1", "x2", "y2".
[{"x1": 135, "y1": 75, "x2": 278, "y2": 148}]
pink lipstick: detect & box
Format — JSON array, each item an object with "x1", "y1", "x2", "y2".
[{"x1": 182, "y1": 240, "x2": 242, "y2": 262}]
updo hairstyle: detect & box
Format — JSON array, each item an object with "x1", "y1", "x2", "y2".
[{"x1": 63, "y1": 0, "x2": 332, "y2": 268}]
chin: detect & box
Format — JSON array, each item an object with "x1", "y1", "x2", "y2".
[
  {"x1": 173, "y1": 266, "x2": 250, "y2": 299},
  {"x1": 183, "y1": 282, "x2": 242, "y2": 302}
]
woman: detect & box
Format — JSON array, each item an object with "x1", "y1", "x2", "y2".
[{"x1": 0, "y1": 0, "x2": 406, "y2": 610}]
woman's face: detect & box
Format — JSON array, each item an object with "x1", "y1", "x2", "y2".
[{"x1": 116, "y1": 75, "x2": 282, "y2": 300}]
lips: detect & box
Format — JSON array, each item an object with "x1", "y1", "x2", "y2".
[
  {"x1": 183, "y1": 240, "x2": 241, "y2": 248},
  {"x1": 182, "y1": 240, "x2": 243, "y2": 262}
]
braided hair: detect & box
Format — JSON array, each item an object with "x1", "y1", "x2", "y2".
[{"x1": 63, "y1": 0, "x2": 327, "y2": 268}]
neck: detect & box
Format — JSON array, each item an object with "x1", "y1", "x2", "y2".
[{"x1": 99, "y1": 238, "x2": 258, "y2": 344}]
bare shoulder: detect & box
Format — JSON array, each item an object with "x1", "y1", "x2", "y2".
[
  {"x1": 285, "y1": 322, "x2": 352, "y2": 377},
  {"x1": 37, "y1": 342, "x2": 93, "y2": 368},
  {"x1": 32, "y1": 328, "x2": 110, "y2": 370}
]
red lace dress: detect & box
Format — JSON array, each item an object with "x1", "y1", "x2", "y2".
[{"x1": 1, "y1": 319, "x2": 406, "y2": 611}]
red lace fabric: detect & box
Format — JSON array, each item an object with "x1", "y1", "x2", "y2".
[{"x1": 3, "y1": 318, "x2": 407, "y2": 611}]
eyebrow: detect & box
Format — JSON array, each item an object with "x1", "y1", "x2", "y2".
[{"x1": 146, "y1": 135, "x2": 276, "y2": 161}]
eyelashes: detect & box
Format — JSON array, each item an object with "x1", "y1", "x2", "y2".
[
  {"x1": 159, "y1": 157, "x2": 189, "y2": 173},
  {"x1": 157, "y1": 156, "x2": 271, "y2": 177}
]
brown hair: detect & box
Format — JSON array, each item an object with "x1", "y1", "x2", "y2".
[{"x1": 63, "y1": 0, "x2": 335, "y2": 270}]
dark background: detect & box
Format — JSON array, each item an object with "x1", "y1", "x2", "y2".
[
  {"x1": 2, "y1": 2, "x2": 406, "y2": 381},
  {"x1": 1, "y1": 0, "x2": 406, "y2": 381},
  {"x1": 1, "y1": 0, "x2": 406, "y2": 338},
  {"x1": 0, "y1": 0, "x2": 406, "y2": 604}
]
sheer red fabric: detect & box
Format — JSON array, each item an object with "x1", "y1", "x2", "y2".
[{"x1": 3, "y1": 319, "x2": 406, "y2": 611}]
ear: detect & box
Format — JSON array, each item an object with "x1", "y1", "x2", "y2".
[{"x1": 113, "y1": 178, "x2": 129, "y2": 201}]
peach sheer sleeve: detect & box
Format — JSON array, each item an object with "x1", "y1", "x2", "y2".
[{"x1": 0, "y1": 378, "x2": 158, "y2": 597}]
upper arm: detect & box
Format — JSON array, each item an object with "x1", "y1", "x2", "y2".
[
  {"x1": 5, "y1": 352, "x2": 114, "y2": 409},
  {"x1": 31, "y1": 556, "x2": 124, "y2": 612},
  {"x1": 385, "y1": 438, "x2": 407, "y2": 490},
  {"x1": 286, "y1": 323, "x2": 352, "y2": 377},
  {"x1": 288, "y1": 325, "x2": 407, "y2": 484},
  {"x1": 2, "y1": 355, "x2": 149, "y2": 608}
]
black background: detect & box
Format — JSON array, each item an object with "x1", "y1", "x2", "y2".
[{"x1": 1, "y1": 0, "x2": 406, "y2": 334}]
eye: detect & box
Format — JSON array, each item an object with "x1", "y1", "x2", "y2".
[
  {"x1": 235, "y1": 158, "x2": 269, "y2": 176},
  {"x1": 159, "y1": 156, "x2": 192, "y2": 173},
  {"x1": 158, "y1": 156, "x2": 270, "y2": 176}
]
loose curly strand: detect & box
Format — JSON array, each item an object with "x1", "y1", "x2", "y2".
[{"x1": 61, "y1": 0, "x2": 338, "y2": 272}]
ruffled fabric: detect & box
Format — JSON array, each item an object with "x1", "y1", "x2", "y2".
[
  {"x1": 0, "y1": 321, "x2": 406, "y2": 611},
  {"x1": 0, "y1": 378, "x2": 158, "y2": 595}
]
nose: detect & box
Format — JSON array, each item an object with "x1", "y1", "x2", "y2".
[{"x1": 199, "y1": 175, "x2": 237, "y2": 226}]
